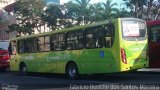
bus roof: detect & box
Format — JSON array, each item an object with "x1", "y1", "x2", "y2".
[
  {"x1": 10, "y1": 18, "x2": 144, "y2": 41},
  {"x1": 10, "y1": 19, "x2": 114, "y2": 41},
  {"x1": 147, "y1": 20, "x2": 160, "y2": 26}
]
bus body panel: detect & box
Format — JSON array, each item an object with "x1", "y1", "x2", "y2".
[
  {"x1": 10, "y1": 18, "x2": 148, "y2": 75},
  {"x1": 10, "y1": 48, "x2": 119, "y2": 74},
  {"x1": 119, "y1": 18, "x2": 148, "y2": 71},
  {"x1": 122, "y1": 40, "x2": 148, "y2": 69}
]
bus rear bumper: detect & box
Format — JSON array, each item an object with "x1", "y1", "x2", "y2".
[
  {"x1": 121, "y1": 63, "x2": 149, "y2": 71},
  {"x1": 130, "y1": 63, "x2": 148, "y2": 70}
]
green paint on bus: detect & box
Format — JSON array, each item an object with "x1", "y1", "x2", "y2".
[{"x1": 9, "y1": 18, "x2": 148, "y2": 79}]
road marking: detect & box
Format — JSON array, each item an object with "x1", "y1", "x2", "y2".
[{"x1": 138, "y1": 68, "x2": 160, "y2": 72}]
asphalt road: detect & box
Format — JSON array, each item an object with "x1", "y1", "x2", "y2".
[{"x1": 0, "y1": 69, "x2": 160, "y2": 90}]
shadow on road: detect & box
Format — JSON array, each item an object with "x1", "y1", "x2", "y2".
[
  {"x1": 1, "y1": 70, "x2": 160, "y2": 90},
  {"x1": 20, "y1": 70, "x2": 160, "y2": 82}
]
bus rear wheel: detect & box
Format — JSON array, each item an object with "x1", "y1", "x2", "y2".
[
  {"x1": 66, "y1": 63, "x2": 79, "y2": 80},
  {"x1": 19, "y1": 63, "x2": 27, "y2": 75}
]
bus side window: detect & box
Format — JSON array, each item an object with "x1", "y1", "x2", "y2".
[
  {"x1": 77, "y1": 32, "x2": 84, "y2": 49},
  {"x1": 59, "y1": 34, "x2": 66, "y2": 50},
  {"x1": 27, "y1": 38, "x2": 38, "y2": 53},
  {"x1": 85, "y1": 33, "x2": 94, "y2": 48},
  {"x1": 67, "y1": 30, "x2": 83, "y2": 50},
  {"x1": 18, "y1": 40, "x2": 28, "y2": 53},
  {"x1": 44, "y1": 36, "x2": 50, "y2": 51},
  {"x1": 67, "y1": 32, "x2": 76, "y2": 50},
  {"x1": 85, "y1": 26, "x2": 104, "y2": 48},
  {"x1": 95, "y1": 27, "x2": 104, "y2": 48},
  {"x1": 51, "y1": 34, "x2": 65, "y2": 51},
  {"x1": 38, "y1": 36, "x2": 50, "y2": 52},
  {"x1": 51, "y1": 34, "x2": 58, "y2": 51},
  {"x1": 104, "y1": 25, "x2": 115, "y2": 48}
]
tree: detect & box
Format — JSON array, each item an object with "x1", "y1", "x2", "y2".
[
  {"x1": 64, "y1": 0, "x2": 120, "y2": 24},
  {"x1": 64, "y1": 1, "x2": 81, "y2": 25},
  {"x1": 42, "y1": 5, "x2": 64, "y2": 30},
  {"x1": 146, "y1": 0, "x2": 154, "y2": 20},
  {"x1": 88, "y1": 0, "x2": 119, "y2": 22},
  {"x1": 64, "y1": 0, "x2": 91, "y2": 25},
  {"x1": 116, "y1": 8, "x2": 132, "y2": 18},
  {"x1": 101, "y1": 0, "x2": 118, "y2": 19},
  {"x1": 89, "y1": 3, "x2": 104, "y2": 22},
  {"x1": 123, "y1": 0, "x2": 147, "y2": 18},
  {"x1": 9, "y1": 0, "x2": 46, "y2": 35},
  {"x1": 122, "y1": 0, "x2": 160, "y2": 20},
  {"x1": 151, "y1": 0, "x2": 160, "y2": 20}
]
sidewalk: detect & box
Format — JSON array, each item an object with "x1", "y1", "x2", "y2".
[{"x1": 138, "y1": 68, "x2": 160, "y2": 72}]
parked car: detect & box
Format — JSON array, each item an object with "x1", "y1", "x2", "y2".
[{"x1": 0, "y1": 40, "x2": 10, "y2": 71}]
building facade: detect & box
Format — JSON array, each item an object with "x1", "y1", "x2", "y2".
[
  {"x1": 0, "y1": 0, "x2": 62, "y2": 40},
  {"x1": 0, "y1": 0, "x2": 17, "y2": 40},
  {"x1": 0, "y1": 0, "x2": 15, "y2": 9}
]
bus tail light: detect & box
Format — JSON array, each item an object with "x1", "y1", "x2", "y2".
[{"x1": 121, "y1": 48, "x2": 127, "y2": 64}]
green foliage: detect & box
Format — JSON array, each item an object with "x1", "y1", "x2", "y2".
[
  {"x1": 42, "y1": 5, "x2": 63, "y2": 30},
  {"x1": 88, "y1": 0, "x2": 119, "y2": 22},
  {"x1": 89, "y1": 3, "x2": 104, "y2": 22},
  {"x1": 64, "y1": 0, "x2": 125, "y2": 24},
  {"x1": 123, "y1": 0, "x2": 147, "y2": 18},
  {"x1": 8, "y1": 0, "x2": 137, "y2": 35},
  {"x1": 123, "y1": 0, "x2": 160, "y2": 20},
  {"x1": 118, "y1": 8, "x2": 132, "y2": 18},
  {"x1": 64, "y1": 0, "x2": 91, "y2": 25},
  {"x1": 41, "y1": 4, "x2": 76, "y2": 30},
  {"x1": 9, "y1": 0, "x2": 46, "y2": 35},
  {"x1": 101, "y1": 0, "x2": 118, "y2": 19}
]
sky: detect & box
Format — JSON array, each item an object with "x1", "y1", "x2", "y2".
[{"x1": 60, "y1": 0, "x2": 124, "y2": 9}]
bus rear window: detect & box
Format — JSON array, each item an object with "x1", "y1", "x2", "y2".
[{"x1": 122, "y1": 20, "x2": 147, "y2": 41}]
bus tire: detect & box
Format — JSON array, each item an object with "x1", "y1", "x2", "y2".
[
  {"x1": 19, "y1": 63, "x2": 27, "y2": 75},
  {"x1": 66, "y1": 62, "x2": 79, "y2": 80}
]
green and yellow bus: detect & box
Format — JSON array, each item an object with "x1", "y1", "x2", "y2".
[{"x1": 9, "y1": 18, "x2": 148, "y2": 79}]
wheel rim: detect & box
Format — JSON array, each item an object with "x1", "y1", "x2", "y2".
[
  {"x1": 22, "y1": 65, "x2": 27, "y2": 73},
  {"x1": 68, "y1": 66, "x2": 76, "y2": 78}
]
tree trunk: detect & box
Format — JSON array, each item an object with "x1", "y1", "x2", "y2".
[{"x1": 147, "y1": 0, "x2": 153, "y2": 21}]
